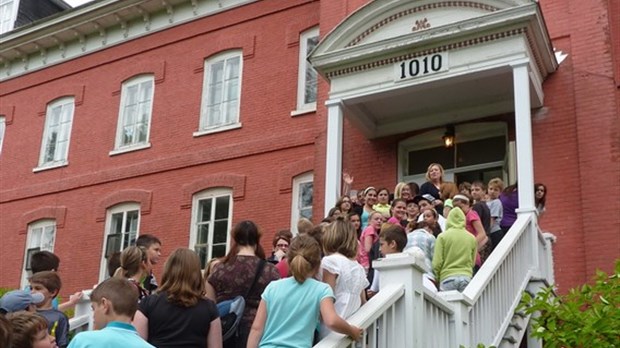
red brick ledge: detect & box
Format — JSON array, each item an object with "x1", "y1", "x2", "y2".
[
  {"x1": 19, "y1": 206, "x2": 67, "y2": 234},
  {"x1": 278, "y1": 157, "x2": 314, "y2": 194},
  {"x1": 95, "y1": 189, "x2": 153, "y2": 222},
  {"x1": 180, "y1": 173, "x2": 247, "y2": 209}
]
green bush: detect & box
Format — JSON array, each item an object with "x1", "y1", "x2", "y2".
[{"x1": 519, "y1": 260, "x2": 620, "y2": 348}]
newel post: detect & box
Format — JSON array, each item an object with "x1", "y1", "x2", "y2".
[
  {"x1": 442, "y1": 291, "x2": 472, "y2": 347},
  {"x1": 373, "y1": 253, "x2": 426, "y2": 347},
  {"x1": 73, "y1": 289, "x2": 94, "y2": 331}
]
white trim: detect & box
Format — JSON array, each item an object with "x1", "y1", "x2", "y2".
[
  {"x1": 98, "y1": 203, "x2": 140, "y2": 282},
  {"x1": 324, "y1": 100, "x2": 343, "y2": 215},
  {"x1": 33, "y1": 161, "x2": 68, "y2": 173},
  {"x1": 37, "y1": 96, "x2": 75, "y2": 168},
  {"x1": 0, "y1": 0, "x2": 259, "y2": 81},
  {"x1": 0, "y1": 115, "x2": 5, "y2": 155},
  {"x1": 192, "y1": 122, "x2": 242, "y2": 137},
  {"x1": 108, "y1": 142, "x2": 152, "y2": 156},
  {"x1": 290, "y1": 108, "x2": 316, "y2": 117},
  {"x1": 189, "y1": 188, "x2": 233, "y2": 267},
  {"x1": 291, "y1": 171, "x2": 313, "y2": 234},
  {"x1": 20, "y1": 218, "x2": 56, "y2": 289},
  {"x1": 114, "y1": 75, "x2": 154, "y2": 151},
  {"x1": 512, "y1": 61, "x2": 535, "y2": 210},
  {"x1": 295, "y1": 27, "x2": 319, "y2": 112}
]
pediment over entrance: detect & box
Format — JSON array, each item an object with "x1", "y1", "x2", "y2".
[{"x1": 310, "y1": 0, "x2": 558, "y2": 138}]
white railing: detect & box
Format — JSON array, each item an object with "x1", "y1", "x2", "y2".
[
  {"x1": 422, "y1": 289, "x2": 455, "y2": 347},
  {"x1": 68, "y1": 289, "x2": 93, "y2": 334},
  {"x1": 456, "y1": 213, "x2": 537, "y2": 346}
]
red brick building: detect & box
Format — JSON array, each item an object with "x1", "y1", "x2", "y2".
[{"x1": 0, "y1": 0, "x2": 618, "y2": 299}]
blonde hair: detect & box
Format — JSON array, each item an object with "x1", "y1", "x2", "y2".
[
  {"x1": 440, "y1": 182, "x2": 458, "y2": 201},
  {"x1": 288, "y1": 235, "x2": 322, "y2": 283},
  {"x1": 114, "y1": 246, "x2": 148, "y2": 279},
  {"x1": 488, "y1": 177, "x2": 505, "y2": 191},
  {"x1": 297, "y1": 218, "x2": 314, "y2": 235},
  {"x1": 425, "y1": 163, "x2": 445, "y2": 183},
  {"x1": 394, "y1": 182, "x2": 410, "y2": 199},
  {"x1": 322, "y1": 217, "x2": 358, "y2": 259},
  {"x1": 158, "y1": 248, "x2": 206, "y2": 307}
]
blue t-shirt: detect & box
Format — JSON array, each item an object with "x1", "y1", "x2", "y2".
[
  {"x1": 259, "y1": 277, "x2": 334, "y2": 348},
  {"x1": 38, "y1": 309, "x2": 69, "y2": 347},
  {"x1": 68, "y1": 321, "x2": 155, "y2": 348}
]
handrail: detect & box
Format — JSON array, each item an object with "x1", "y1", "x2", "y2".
[
  {"x1": 313, "y1": 283, "x2": 405, "y2": 348},
  {"x1": 423, "y1": 288, "x2": 454, "y2": 315},
  {"x1": 68, "y1": 314, "x2": 90, "y2": 331},
  {"x1": 462, "y1": 213, "x2": 532, "y2": 302}
]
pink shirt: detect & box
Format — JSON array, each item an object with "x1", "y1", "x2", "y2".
[
  {"x1": 465, "y1": 209, "x2": 482, "y2": 266},
  {"x1": 357, "y1": 226, "x2": 379, "y2": 269}
]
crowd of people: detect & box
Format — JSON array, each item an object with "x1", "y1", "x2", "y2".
[{"x1": 0, "y1": 162, "x2": 548, "y2": 348}]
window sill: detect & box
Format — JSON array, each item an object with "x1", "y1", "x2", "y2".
[
  {"x1": 109, "y1": 142, "x2": 151, "y2": 156},
  {"x1": 33, "y1": 161, "x2": 68, "y2": 173},
  {"x1": 290, "y1": 107, "x2": 316, "y2": 117},
  {"x1": 193, "y1": 123, "x2": 242, "y2": 137}
]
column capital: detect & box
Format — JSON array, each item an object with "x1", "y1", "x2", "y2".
[
  {"x1": 324, "y1": 98, "x2": 343, "y2": 107},
  {"x1": 509, "y1": 58, "x2": 531, "y2": 69}
]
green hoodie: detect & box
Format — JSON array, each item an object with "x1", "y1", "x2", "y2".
[{"x1": 432, "y1": 207, "x2": 477, "y2": 282}]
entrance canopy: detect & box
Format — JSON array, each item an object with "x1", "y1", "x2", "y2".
[{"x1": 310, "y1": 0, "x2": 558, "y2": 138}]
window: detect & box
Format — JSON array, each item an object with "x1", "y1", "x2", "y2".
[
  {"x1": 99, "y1": 203, "x2": 140, "y2": 280},
  {"x1": 37, "y1": 97, "x2": 74, "y2": 169},
  {"x1": 0, "y1": 0, "x2": 17, "y2": 35},
  {"x1": 21, "y1": 219, "x2": 56, "y2": 288},
  {"x1": 398, "y1": 123, "x2": 508, "y2": 185},
  {"x1": 114, "y1": 75, "x2": 154, "y2": 152},
  {"x1": 198, "y1": 51, "x2": 243, "y2": 133},
  {"x1": 0, "y1": 116, "x2": 5, "y2": 155},
  {"x1": 293, "y1": 27, "x2": 319, "y2": 114},
  {"x1": 190, "y1": 189, "x2": 232, "y2": 268},
  {"x1": 291, "y1": 172, "x2": 313, "y2": 234}
]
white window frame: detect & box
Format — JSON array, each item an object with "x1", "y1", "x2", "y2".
[
  {"x1": 20, "y1": 219, "x2": 56, "y2": 289},
  {"x1": 292, "y1": 27, "x2": 319, "y2": 116},
  {"x1": 290, "y1": 172, "x2": 313, "y2": 234},
  {"x1": 111, "y1": 75, "x2": 154, "y2": 155},
  {"x1": 0, "y1": 0, "x2": 19, "y2": 35},
  {"x1": 98, "y1": 203, "x2": 140, "y2": 281},
  {"x1": 0, "y1": 115, "x2": 5, "y2": 155},
  {"x1": 189, "y1": 188, "x2": 233, "y2": 268},
  {"x1": 196, "y1": 50, "x2": 243, "y2": 136},
  {"x1": 35, "y1": 97, "x2": 74, "y2": 171}
]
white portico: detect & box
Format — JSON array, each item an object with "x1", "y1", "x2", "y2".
[{"x1": 310, "y1": 0, "x2": 558, "y2": 216}]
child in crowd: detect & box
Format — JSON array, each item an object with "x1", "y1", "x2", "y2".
[
  {"x1": 68, "y1": 278, "x2": 154, "y2": 348},
  {"x1": 386, "y1": 198, "x2": 408, "y2": 228},
  {"x1": 357, "y1": 211, "x2": 383, "y2": 274},
  {"x1": 372, "y1": 188, "x2": 391, "y2": 218},
  {"x1": 432, "y1": 208, "x2": 477, "y2": 292},
  {"x1": 452, "y1": 195, "x2": 488, "y2": 268},
  {"x1": 247, "y1": 235, "x2": 362, "y2": 347},
  {"x1": 136, "y1": 234, "x2": 162, "y2": 295},
  {"x1": 319, "y1": 217, "x2": 369, "y2": 338},
  {"x1": 404, "y1": 221, "x2": 437, "y2": 290},
  {"x1": 0, "y1": 290, "x2": 44, "y2": 314},
  {"x1": 6, "y1": 311, "x2": 57, "y2": 348},
  {"x1": 29, "y1": 251, "x2": 82, "y2": 312},
  {"x1": 368, "y1": 224, "x2": 407, "y2": 297},
  {"x1": 486, "y1": 178, "x2": 505, "y2": 250},
  {"x1": 113, "y1": 246, "x2": 151, "y2": 301},
  {"x1": 29, "y1": 271, "x2": 69, "y2": 348}
]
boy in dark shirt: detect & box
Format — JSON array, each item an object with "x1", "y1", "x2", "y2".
[{"x1": 30, "y1": 271, "x2": 69, "y2": 348}]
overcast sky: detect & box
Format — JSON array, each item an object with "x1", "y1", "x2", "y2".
[{"x1": 65, "y1": 0, "x2": 95, "y2": 7}]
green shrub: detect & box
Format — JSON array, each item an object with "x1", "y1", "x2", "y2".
[{"x1": 519, "y1": 260, "x2": 620, "y2": 348}]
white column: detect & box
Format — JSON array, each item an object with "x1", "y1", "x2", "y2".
[
  {"x1": 324, "y1": 99, "x2": 343, "y2": 216},
  {"x1": 512, "y1": 61, "x2": 536, "y2": 211}
]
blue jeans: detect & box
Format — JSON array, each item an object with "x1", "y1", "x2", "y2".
[{"x1": 440, "y1": 275, "x2": 471, "y2": 292}]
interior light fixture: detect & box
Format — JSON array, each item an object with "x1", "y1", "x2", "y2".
[{"x1": 443, "y1": 125, "x2": 455, "y2": 148}]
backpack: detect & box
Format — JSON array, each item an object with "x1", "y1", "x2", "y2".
[{"x1": 216, "y1": 259, "x2": 266, "y2": 343}]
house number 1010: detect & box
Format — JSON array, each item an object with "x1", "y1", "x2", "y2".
[{"x1": 396, "y1": 52, "x2": 448, "y2": 80}]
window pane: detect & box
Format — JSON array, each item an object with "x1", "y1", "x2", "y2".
[
  {"x1": 408, "y1": 146, "x2": 454, "y2": 175},
  {"x1": 210, "y1": 62, "x2": 224, "y2": 88},
  {"x1": 30, "y1": 228, "x2": 42, "y2": 247},
  {"x1": 226, "y1": 56, "x2": 240, "y2": 79},
  {"x1": 213, "y1": 220, "x2": 228, "y2": 244},
  {"x1": 300, "y1": 207, "x2": 312, "y2": 220},
  {"x1": 199, "y1": 198, "x2": 212, "y2": 222},
  {"x1": 299, "y1": 182, "x2": 313, "y2": 208},
  {"x1": 212, "y1": 244, "x2": 226, "y2": 259},
  {"x1": 215, "y1": 196, "x2": 229, "y2": 219},
  {"x1": 126, "y1": 210, "x2": 139, "y2": 246},
  {"x1": 111, "y1": 212, "x2": 123, "y2": 234},
  {"x1": 195, "y1": 245, "x2": 208, "y2": 269},
  {"x1": 456, "y1": 136, "x2": 505, "y2": 167},
  {"x1": 41, "y1": 226, "x2": 55, "y2": 250},
  {"x1": 197, "y1": 223, "x2": 209, "y2": 244}
]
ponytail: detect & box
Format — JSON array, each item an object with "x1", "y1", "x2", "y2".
[{"x1": 287, "y1": 235, "x2": 321, "y2": 283}]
